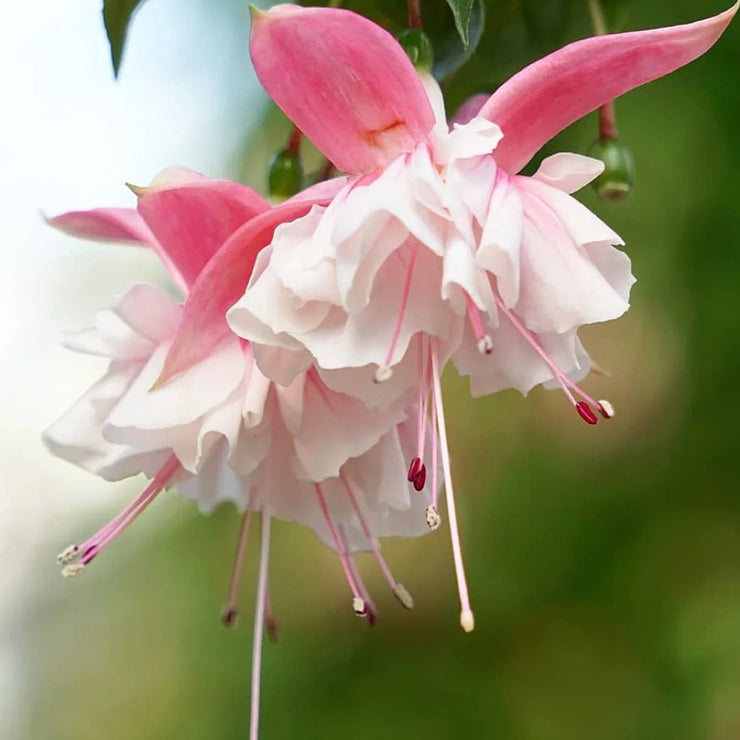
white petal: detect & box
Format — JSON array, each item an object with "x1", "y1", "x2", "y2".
[{"x1": 532, "y1": 153, "x2": 605, "y2": 194}]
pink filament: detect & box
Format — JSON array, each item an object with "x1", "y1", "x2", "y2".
[
  {"x1": 223, "y1": 508, "x2": 254, "y2": 624},
  {"x1": 79, "y1": 455, "x2": 180, "y2": 564},
  {"x1": 493, "y1": 294, "x2": 605, "y2": 415},
  {"x1": 383, "y1": 240, "x2": 419, "y2": 369},
  {"x1": 314, "y1": 484, "x2": 363, "y2": 602}
]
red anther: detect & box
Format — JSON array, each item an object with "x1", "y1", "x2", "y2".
[
  {"x1": 575, "y1": 401, "x2": 599, "y2": 425},
  {"x1": 266, "y1": 616, "x2": 280, "y2": 642},
  {"x1": 413, "y1": 464, "x2": 427, "y2": 491},
  {"x1": 221, "y1": 607, "x2": 238, "y2": 628},
  {"x1": 407, "y1": 456, "x2": 422, "y2": 482},
  {"x1": 365, "y1": 607, "x2": 378, "y2": 627},
  {"x1": 80, "y1": 545, "x2": 99, "y2": 564},
  {"x1": 597, "y1": 400, "x2": 614, "y2": 419}
]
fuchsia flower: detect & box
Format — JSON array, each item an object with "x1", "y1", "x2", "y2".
[
  {"x1": 46, "y1": 167, "x2": 439, "y2": 738},
  {"x1": 223, "y1": 3, "x2": 737, "y2": 630}
]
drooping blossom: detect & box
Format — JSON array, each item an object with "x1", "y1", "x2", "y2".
[
  {"x1": 45, "y1": 167, "x2": 440, "y2": 739},
  {"x1": 219, "y1": 4, "x2": 737, "y2": 629}
]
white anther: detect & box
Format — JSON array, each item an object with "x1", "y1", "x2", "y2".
[
  {"x1": 476, "y1": 335, "x2": 493, "y2": 355},
  {"x1": 460, "y1": 609, "x2": 475, "y2": 633},
  {"x1": 352, "y1": 596, "x2": 366, "y2": 615},
  {"x1": 374, "y1": 366, "x2": 393, "y2": 383},
  {"x1": 425, "y1": 505, "x2": 441, "y2": 531},
  {"x1": 61, "y1": 563, "x2": 86, "y2": 578},
  {"x1": 598, "y1": 399, "x2": 615, "y2": 418},
  {"x1": 56, "y1": 545, "x2": 79, "y2": 565},
  {"x1": 393, "y1": 583, "x2": 415, "y2": 610}
]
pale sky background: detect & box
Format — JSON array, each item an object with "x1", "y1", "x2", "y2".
[{"x1": 0, "y1": 0, "x2": 267, "y2": 734}]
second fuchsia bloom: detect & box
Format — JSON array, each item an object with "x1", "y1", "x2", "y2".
[{"x1": 222, "y1": 3, "x2": 737, "y2": 630}]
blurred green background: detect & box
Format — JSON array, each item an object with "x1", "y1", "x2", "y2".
[{"x1": 18, "y1": 0, "x2": 740, "y2": 738}]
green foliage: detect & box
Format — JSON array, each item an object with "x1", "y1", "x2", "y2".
[
  {"x1": 445, "y1": 0, "x2": 475, "y2": 46},
  {"x1": 102, "y1": 0, "x2": 147, "y2": 77}
]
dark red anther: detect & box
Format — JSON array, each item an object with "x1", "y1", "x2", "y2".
[
  {"x1": 597, "y1": 400, "x2": 614, "y2": 419},
  {"x1": 365, "y1": 607, "x2": 378, "y2": 627},
  {"x1": 407, "y1": 456, "x2": 422, "y2": 482},
  {"x1": 413, "y1": 464, "x2": 427, "y2": 491},
  {"x1": 266, "y1": 615, "x2": 280, "y2": 642},
  {"x1": 575, "y1": 401, "x2": 599, "y2": 425},
  {"x1": 81, "y1": 545, "x2": 99, "y2": 564},
  {"x1": 221, "y1": 607, "x2": 238, "y2": 628}
]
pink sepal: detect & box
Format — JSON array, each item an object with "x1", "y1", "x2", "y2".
[
  {"x1": 478, "y1": 3, "x2": 738, "y2": 172},
  {"x1": 135, "y1": 171, "x2": 270, "y2": 291},
  {"x1": 154, "y1": 196, "x2": 334, "y2": 386},
  {"x1": 250, "y1": 5, "x2": 435, "y2": 174}
]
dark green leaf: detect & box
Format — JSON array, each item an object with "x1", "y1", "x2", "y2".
[
  {"x1": 431, "y1": 0, "x2": 485, "y2": 80},
  {"x1": 445, "y1": 0, "x2": 475, "y2": 47},
  {"x1": 103, "y1": 0, "x2": 147, "y2": 77}
]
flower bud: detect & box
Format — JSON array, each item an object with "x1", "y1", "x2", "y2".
[
  {"x1": 398, "y1": 29, "x2": 434, "y2": 73},
  {"x1": 268, "y1": 148, "x2": 304, "y2": 200},
  {"x1": 588, "y1": 137, "x2": 635, "y2": 202}
]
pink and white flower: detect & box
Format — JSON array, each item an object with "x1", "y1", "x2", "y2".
[
  {"x1": 45, "y1": 168, "x2": 441, "y2": 738},
  {"x1": 222, "y1": 3, "x2": 737, "y2": 631}
]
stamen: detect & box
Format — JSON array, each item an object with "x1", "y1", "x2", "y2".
[
  {"x1": 407, "y1": 456, "x2": 422, "y2": 482},
  {"x1": 597, "y1": 399, "x2": 615, "y2": 418},
  {"x1": 431, "y1": 388, "x2": 439, "y2": 510},
  {"x1": 382, "y1": 240, "x2": 420, "y2": 370},
  {"x1": 465, "y1": 292, "x2": 493, "y2": 349},
  {"x1": 340, "y1": 472, "x2": 412, "y2": 612},
  {"x1": 393, "y1": 583, "x2": 415, "y2": 610},
  {"x1": 221, "y1": 508, "x2": 254, "y2": 628},
  {"x1": 431, "y1": 344, "x2": 475, "y2": 633},
  {"x1": 412, "y1": 465, "x2": 426, "y2": 491},
  {"x1": 352, "y1": 596, "x2": 367, "y2": 616},
  {"x1": 314, "y1": 484, "x2": 365, "y2": 613},
  {"x1": 264, "y1": 584, "x2": 279, "y2": 642},
  {"x1": 493, "y1": 295, "x2": 614, "y2": 424},
  {"x1": 477, "y1": 335, "x2": 494, "y2": 355},
  {"x1": 576, "y1": 401, "x2": 599, "y2": 425},
  {"x1": 339, "y1": 525, "x2": 378, "y2": 626},
  {"x1": 61, "y1": 563, "x2": 85, "y2": 578},
  {"x1": 425, "y1": 505, "x2": 441, "y2": 531},
  {"x1": 374, "y1": 366, "x2": 393, "y2": 383},
  {"x1": 249, "y1": 511, "x2": 272, "y2": 740},
  {"x1": 416, "y1": 335, "x2": 430, "y2": 463},
  {"x1": 60, "y1": 455, "x2": 180, "y2": 575},
  {"x1": 56, "y1": 545, "x2": 79, "y2": 565}
]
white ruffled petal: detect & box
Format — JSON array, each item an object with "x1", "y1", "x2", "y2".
[{"x1": 532, "y1": 153, "x2": 605, "y2": 194}]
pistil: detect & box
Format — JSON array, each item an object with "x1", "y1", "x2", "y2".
[{"x1": 431, "y1": 344, "x2": 475, "y2": 632}]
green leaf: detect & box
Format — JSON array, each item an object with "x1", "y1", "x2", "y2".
[
  {"x1": 445, "y1": 0, "x2": 476, "y2": 47},
  {"x1": 431, "y1": 0, "x2": 485, "y2": 80},
  {"x1": 103, "y1": 0, "x2": 147, "y2": 77}
]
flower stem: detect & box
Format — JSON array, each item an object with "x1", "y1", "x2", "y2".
[
  {"x1": 586, "y1": 0, "x2": 618, "y2": 139},
  {"x1": 408, "y1": 0, "x2": 423, "y2": 29},
  {"x1": 586, "y1": 0, "x2": 608, "y2": 35}
]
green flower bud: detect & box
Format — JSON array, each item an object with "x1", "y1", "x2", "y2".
[
  {"x1": 268, "y1": 148, "x2": 304, "y2": 200},
  {"x1": 588, "y1": 137, "x2": 635, "y2": 202},
  {"x1": 398, "y1": 29, "x2": 434, "y2": 73}
]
